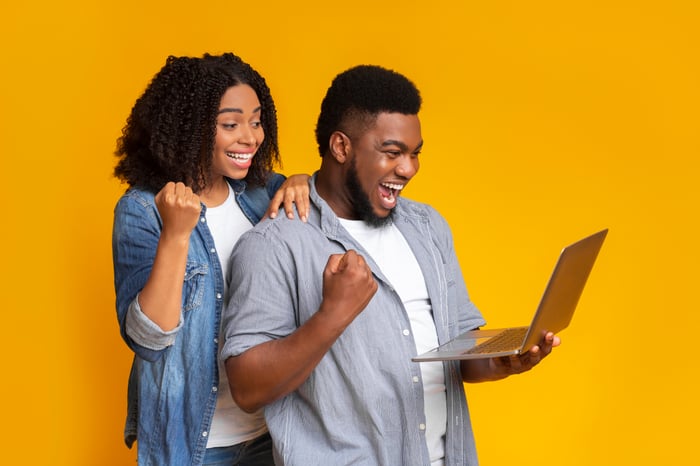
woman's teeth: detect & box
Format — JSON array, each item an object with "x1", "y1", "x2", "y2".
[{"x1": 226, "y1": 152, "x2": 253, "y2": 160}]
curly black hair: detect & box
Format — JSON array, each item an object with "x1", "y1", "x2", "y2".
[
  {"x1": 114, "y1": 52, "x2": 280, "y2": 192},
  {"x1": 315, "y1": 65, "x2": 422, "y2": 156}
]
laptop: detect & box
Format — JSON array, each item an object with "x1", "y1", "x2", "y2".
[{"x1": 413, "y1": 229, "x2": 608, "y2": 362}]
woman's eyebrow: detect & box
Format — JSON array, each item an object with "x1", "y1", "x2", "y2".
[{"x1": 217, "y1": 106, "x2": 262, "y2": 115}]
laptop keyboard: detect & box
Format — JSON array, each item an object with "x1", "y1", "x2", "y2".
[{"x1": 465, "y1": 327, "x2": 528, "y2": 355}]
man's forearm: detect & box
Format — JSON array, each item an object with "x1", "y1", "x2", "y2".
[{"x1": 225, "y1": 306, "x2": 349, "y2": 413}]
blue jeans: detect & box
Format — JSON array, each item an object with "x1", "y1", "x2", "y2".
[{"x1": 203, "y1": 432, "x2": 274, "y2": 466}]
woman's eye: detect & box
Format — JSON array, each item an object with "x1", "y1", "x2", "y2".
[
  {"x1": 221, "y1": 123, "x2": 237, "y2": 129},
  {"x1": 251, "y1": 121, "x2": 262, "y2": 129}
]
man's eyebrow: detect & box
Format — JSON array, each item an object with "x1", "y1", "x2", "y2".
[
  {"x1": 382, "y1": 139, "x2": 424, "y2": 152},
  {"x1": 217, "y1": 106, "x2": 262, "y2": 115}
]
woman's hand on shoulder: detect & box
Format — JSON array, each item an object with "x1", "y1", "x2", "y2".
[{"x1": 266, "y1": 174, "x2": 310, "y2": 222}]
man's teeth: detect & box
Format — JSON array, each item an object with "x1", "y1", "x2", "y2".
[
  {"x1": 381, "y1": 182, "x2": 404, "y2": 192},
  {"x1": 226, "y1": 152, "x2": 253, "y2": 160},
  {"x1": 380, "y1": 182, "x2": 404, "y2": 202}
]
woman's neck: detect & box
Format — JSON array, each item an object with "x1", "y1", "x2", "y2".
[{"x1": 199, "y1": 178, "x2": 230, "y2": 207}]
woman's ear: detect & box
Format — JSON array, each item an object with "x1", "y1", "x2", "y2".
[{"x1": 329, "y1": 131, "x2": 350, "y2": 163}]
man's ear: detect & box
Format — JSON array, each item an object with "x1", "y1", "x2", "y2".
[{"x1": 329, "y1": 131, "x2": 350, "y2": 163}]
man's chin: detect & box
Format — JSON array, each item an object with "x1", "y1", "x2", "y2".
[{"x1": 364, "y1": 209, "x2": 394, "y2": 228}]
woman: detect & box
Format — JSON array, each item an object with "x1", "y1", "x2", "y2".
[{"x1": 112, "y1": 52, "x2": 308, "y2": 465}]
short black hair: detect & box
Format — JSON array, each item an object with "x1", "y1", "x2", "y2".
[
  {"x1": 315, "y1": 65, "x2": 422, "y2": 156},
  {"x1": 114, "y1": 52, "x2": 279, "y2": 192}
]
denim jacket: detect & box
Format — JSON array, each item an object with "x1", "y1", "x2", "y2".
[{"x1": 112, "y1": 174, "x2": 285, "y2": 466}]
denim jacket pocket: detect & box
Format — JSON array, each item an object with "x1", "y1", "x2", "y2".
[{"x1": 183, "y1": 262, "x2": 209, "y2": 312}]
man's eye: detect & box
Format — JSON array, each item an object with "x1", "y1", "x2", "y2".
[{"x1": 386, "y1": 151, "x2": 401, "y2": 157}]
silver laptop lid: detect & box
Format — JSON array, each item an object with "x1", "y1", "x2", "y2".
[{"x1": 520, "y1": 229, "x2": 608, "y2": 351}]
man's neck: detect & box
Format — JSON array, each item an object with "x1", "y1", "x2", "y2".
[{"x1": 314, "y1": 168, "x2": 358, "y2": 221}]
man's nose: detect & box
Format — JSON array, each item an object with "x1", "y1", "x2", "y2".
[{"x1": 395, "y1": 155, "x2": 419, "y2": 179}]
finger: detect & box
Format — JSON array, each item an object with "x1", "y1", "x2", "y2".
[
  {"x1": 187, "y1": 191, "x2": 202, "y2": 212},
  {"x1": 344, "y1": 250, "x2": 366, "y2": 268},
  {"x1": 173, "y1": 181, "x2": 187, "y2": 198},
  {"x1": 157, "y1": 182, "x2": 187, "y2": 211},
  {"x1": 545, "y1": 332, "x2": 561, "y2": 349},
  {"x1": 337, "y1": 252, "x2": 348, "y2": 270},
  {"x1": 354, "y1": 254, "x2": 375, "y2": 279},
  {"x1": 509, "y1": 355, "x2": 525, "y2": 373},
  {"x1": 534, "y1": 333, "x2": 556, "y2": 357},
  {"x1": 177, "y1": 185, "x2": 197, "y2": 210},
  {"x1": 325, "y1": 253, "x2": 347, "y2": 274},
  {"x1": 537, "y1": 339, "x2": 556, "y2": 358},
  {"x1": 155, "y1": 182, "x2": 174, "y2": 203},
  {"x1": 182, "y1": 185, "x2": 193, "y2": 200},
  {"x1": 523, "y1": 349, "x2": 540, "y2": 368},
  {"x1": 265, "y1": 190, "x2": 285, "y2": 219},
  {"x1": 295, "y1": 187, "x2": 310, "y2": 222},
  {"x1": 283, "y1": 188, "x2": 297, "y2": 220},
  {"x1": 340, "y1": 250, "x2": 361, "y2": 270},
  {"x1": 164, "y1": 182, "x2": 187, "y2": 207}
]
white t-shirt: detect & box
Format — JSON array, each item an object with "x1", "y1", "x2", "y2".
[
  {"x1": 339, "y1": 218, "x2": 447, "y2": 466},
  {"x1": 205, "y1": 183, "x2": 267, "y2": 448}
]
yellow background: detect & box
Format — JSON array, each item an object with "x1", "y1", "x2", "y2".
[{"x1": 2, "y1": 1, "x2": 698, "y2": 464}]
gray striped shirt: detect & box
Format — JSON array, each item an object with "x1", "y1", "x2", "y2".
[{"x1": 222, "y1": 175, "x2": 486, "y2": 465}]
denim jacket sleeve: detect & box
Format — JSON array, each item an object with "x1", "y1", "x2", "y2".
[
  {"x1": 112, "y1": 189, "x2": 184, "y2": 362},
  {"x1": 234, "y1": 173, "x2": 286, "y2": 223},
  {"x1": 266, "y1": 172, "x2": 286, "y2": 197}
]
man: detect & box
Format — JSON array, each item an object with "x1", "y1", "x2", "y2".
[{"x1": 221, "y1": 65, "x2": 559, "y2": 465}]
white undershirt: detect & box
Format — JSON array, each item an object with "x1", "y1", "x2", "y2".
[
  {"x1": 339, "y1": 219, "x2": 446, "y2": 466},
  {"x1": 204, "y1": 183, "x2": 267, "y2": 448}
]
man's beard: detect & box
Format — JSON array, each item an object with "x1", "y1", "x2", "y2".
[{"x1": 346, "y1": 160, "x2": 394, "y2": 228}]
